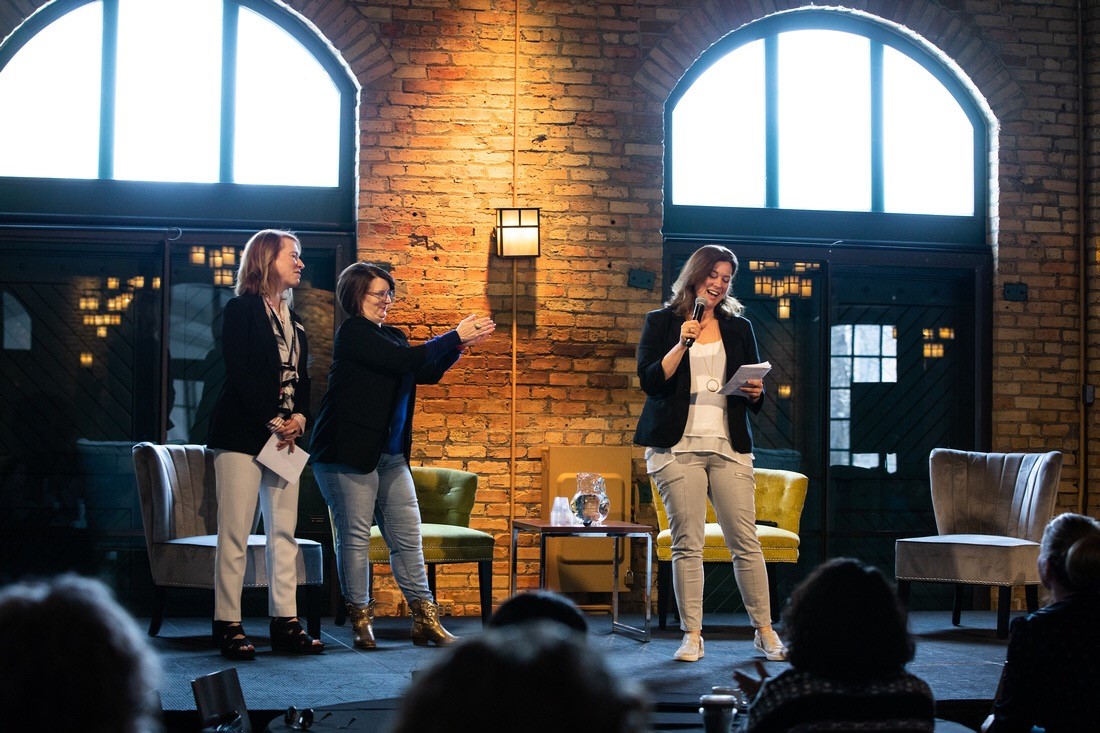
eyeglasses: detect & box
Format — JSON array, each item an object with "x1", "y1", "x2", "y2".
[{"x1": 366, "y1": 289, "x2": 397, "y2": 302}]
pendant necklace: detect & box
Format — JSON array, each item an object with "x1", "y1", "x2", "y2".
[{"x1": 700, "y1": 318, "x2": 721, "y2": 393}]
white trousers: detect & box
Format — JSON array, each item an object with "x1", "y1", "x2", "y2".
[
  {"x1": 651, "y1": 451, "x2": 772, "y2": 631},
  {"x1": 213, "y1": 450, "x2": 301, "y2": 620}
]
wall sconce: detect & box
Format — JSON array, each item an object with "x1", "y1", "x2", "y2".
[
  {"x1": 79, "y1": 352, "x2": 93, "y2": 368},
  {"x1": 496, "y1": 207, "x2": 540, "y2": 257},
  {"x1": 777, "y1": 384, "x2": 792, "y2": 399},
  {"x1": 938, "y1": 327, "x2": 955, "y2": 340}
]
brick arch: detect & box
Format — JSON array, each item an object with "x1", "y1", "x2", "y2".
[
  {"x1": 284, "y1": 0, "x2": 394, "y2": 83},
  {"x1": 634, "y1": 0, "x2": 1023, "y2": 121}
]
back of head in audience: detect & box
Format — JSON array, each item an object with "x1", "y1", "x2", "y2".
[
  {"x1": 488, "y1": 589, "x2": 588, "y2": 634},
  {"x1": 1040, "y1": 512, "x2": 1100, "y2": 594},
  {"x1": 388, "y1": 621, "x2": 647, "y2": 733},
  {"x1": 0, "y1": 574, "x2": 162, "y2": 733},
  {"x1": 783, "y1": 557, "x2": 914, "y2": 683}
]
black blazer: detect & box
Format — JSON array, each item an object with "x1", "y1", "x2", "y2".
[
  {"x1": 633, "y1": 306, "x2": 764, "y2": 453},
  {"x1": 309, "y1": 316, "x2": 462, "y2": 473},
  {"x1": 207, "y1": 294, "x2": 311, "y2": 456}
]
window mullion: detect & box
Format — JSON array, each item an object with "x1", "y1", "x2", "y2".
[
  {"x1": 870, "y1": 41, "x2": 884, "y2": 213},
  {"x1": 764, "y1": 35, "x2": 778, "y2": 208},
  {"x1": 220, "y1": 0, "x2": 238, "y2": 184},
  {"x1": 100, "y1": 0, "x2": 118, "y2": 179}
]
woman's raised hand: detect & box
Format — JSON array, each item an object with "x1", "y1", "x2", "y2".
[{"x1": 456, "y1": 314, "x2": 496, "y2": 343}]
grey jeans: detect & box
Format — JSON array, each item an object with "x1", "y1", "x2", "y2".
[{"x1": 651, "y1": 451, "x2": 772, "y2": 631}]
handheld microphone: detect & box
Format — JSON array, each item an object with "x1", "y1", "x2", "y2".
[{"x1": 684, "y1": 296, "x2": 706, "y2": 348}]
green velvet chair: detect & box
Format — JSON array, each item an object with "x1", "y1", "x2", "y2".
[{"x1": 333, "y1": 466, "x2": 495, "y2": 625}]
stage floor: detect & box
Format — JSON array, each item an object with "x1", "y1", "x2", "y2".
[{"x1": 152, "y1": 610, "x2": 1008, "y2": 730}]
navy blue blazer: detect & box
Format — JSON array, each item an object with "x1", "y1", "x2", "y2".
[
  {"x1": 633, "y1": 306, "x2": 764, "y2": 454},
  {"x1": 309, "y1": 316, "x2": 462, "y2": 474},
  {"x1": 207, "y1": 293, "x2": 311, "y2": 456}
]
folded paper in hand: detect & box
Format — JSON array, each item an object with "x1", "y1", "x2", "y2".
[
  {"x1": 718, "y1": 361, "x2": 772, "y2": 396},
  {"x1": 257, "y1": 433, "x2": 310, "y2": 485}
]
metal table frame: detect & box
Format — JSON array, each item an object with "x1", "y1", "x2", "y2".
[{"x1": 510, "y1": 518, "x2": 653, "y2": 642}]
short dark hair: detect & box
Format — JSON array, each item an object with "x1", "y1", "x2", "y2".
[
  {"x1": 783, "y1": 558, "x2": 914, "y2": 682},
  {"x1": 336, "y1": 261, "x2": 394, "y2": 318},
  {"x1": 488, "y1": 590, "x2": 588, "y2": 634},
  {"x1": 0, "y1": 574, "x2": 161, "y2": 733},
  {"x1": 389, "y1": 622, "x2": 647, "y2": 733}
]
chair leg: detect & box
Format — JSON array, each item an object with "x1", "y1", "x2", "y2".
[
  {"x1": 427, "y1": 563, "x2": 437, "y2": 597},
  {"x1": 478, "y1": 560, "x2": 493, "y2": 626},
  {"x1": 997, "y1": 587, "x2": 1011, "y2": 639},
  {"x1": 305, "y1": 585, "x2": 320, "y2": 640},
  {"x1": 1024, "y1": 584, "x2": 1039, "y2": 613},
  {"x1": 896, "y1": 579, "x2": 910, "y2": 625},
  {"x1": 952, "y1": 584, "x2": 965, "y2": 626},
  {"x1": 148, "y1": 586, "x2": 167, "y2": 637},
  {"x1": 766, "y1": 563, "x2": 780, "y2": 624},
  {"x1": 335, "y1": 594, "x2": 346, "y2": 626},
  {"x1": 657, "y1": 560, "x2": 672, "y2": 630}
]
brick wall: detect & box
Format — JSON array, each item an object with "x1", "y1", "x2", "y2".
[{"x1": 2, "y1": 0, "x2": 1096, "y2": 617}]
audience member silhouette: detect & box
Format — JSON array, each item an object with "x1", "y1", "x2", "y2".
[
  {"x1": 487, "y1": 589, "x2": 588, "y2": 635},
  {"x1": 732, "y1": 558, "x2": 935, "y2": 732},
  {"x1": 982, "y1": 512, "x2": 1100, "y2": 733},
  {"x1": 387, "y1": 621, "x2": 647, "y2": 733},
  {"x1": 0, "y1": 574, "x2": 162, "y2": 733}
]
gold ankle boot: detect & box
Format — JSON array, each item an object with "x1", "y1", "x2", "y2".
[
  {"x1": 346, "y1": 600, "x2": 376, "y2": 649},
  {"x1": 409, "y1": 599, "x2": 457, "y2": 647}
]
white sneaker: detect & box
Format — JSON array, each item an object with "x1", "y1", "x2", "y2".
[
  {"x1": 673, "y1": 633, "x2": 704, "y2": 662},
  {"x1": 754, "y1": 629, "x2": 788, "y2": 661}
]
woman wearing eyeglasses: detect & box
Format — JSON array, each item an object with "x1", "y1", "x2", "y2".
[
  {"x1": 310, "y1": 262, "x2": 495, "y2": 650},
  {"x1": 207, "y1": 229, "x2": 324, "y2": 660}
]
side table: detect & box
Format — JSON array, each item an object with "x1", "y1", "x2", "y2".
[{"x1": 510, "y1": 518, "x2": 653, "y2": 641}]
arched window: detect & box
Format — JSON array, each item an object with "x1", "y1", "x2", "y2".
[
  {"x1": 0, "y1": 0, "x2": 357, "y2": 228},
  {"x1": 666, "y1": 9, "x2": 987, "y2": 246},
  {"x1": 0, "y1": 1, "x2": 354, "y2": 595},
  {"x1": 664, "y1": 9, "x2": 994, "y2": 596}
]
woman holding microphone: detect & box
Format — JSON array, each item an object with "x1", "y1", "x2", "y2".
[{"x1": 634, "y1": 244, "x2": 786, "y2": 663}]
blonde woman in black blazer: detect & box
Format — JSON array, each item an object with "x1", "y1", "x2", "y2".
[
  {"x1": 311, "y1": 262, "x2": 494, "y2": 650},
  {"x1": 634, "y1": 244, "x2": 786, "y2": 663},
  {"x1": 207, "y1": 229, "x2": 322, "y2": 660}
]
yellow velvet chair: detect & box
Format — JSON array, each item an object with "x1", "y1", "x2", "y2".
[
  {"x1": 332, "y1": 465, "x2": 495, "y2": 625},
  {"x1": 652, "y1": 467, "x2": 809, "y2": 627}
]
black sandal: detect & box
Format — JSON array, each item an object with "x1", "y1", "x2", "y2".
[
  {"x1": 213, "y1": 620, "x2": 256, "y2": 661},
  {"x1": 270, "y1": 617, "x2": 324, "y2": 655}
]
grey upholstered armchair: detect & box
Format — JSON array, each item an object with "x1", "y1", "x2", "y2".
[
  {"x1": 132, "y1": 442, "x2": 324, "y2": 637},
  {"x1": 895, "y1": 448, "x2": 1062, "y2": 638}
]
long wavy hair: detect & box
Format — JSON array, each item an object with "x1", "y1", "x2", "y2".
[
  {"x1": 783, "y1": 558, "x2": 914, "y2": 682},
  {"x1": 235, "y1": 229, "x2": 299, "y2": 300},
  {"x1": 666, "y1": 244, "x2": 743, "y2": 319}
]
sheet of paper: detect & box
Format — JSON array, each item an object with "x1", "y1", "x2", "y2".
[
  {"x1": 256, "y1": 433, "x2": 310, "y2": 485},
  {"x1": 718, "y1": 361, "x2": 772, "y2": 396}
]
